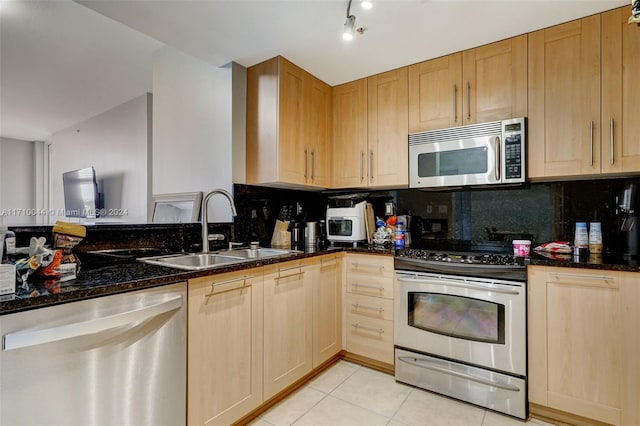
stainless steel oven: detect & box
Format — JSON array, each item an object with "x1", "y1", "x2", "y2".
[{"x1": 394, "y1": 250, "x2": 527, "y2": 419}]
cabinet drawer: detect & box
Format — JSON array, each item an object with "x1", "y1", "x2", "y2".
[
  {"x1": 345, "y1": 313, "x2": 394, "y2": 364},
  {"x1": 345, "y1": 293, "x2": 393, "y2": 321},
  {"x1": 345, "y1": 254, "x2": 394, "y2": 279},
  {"x1": 346, "y1": 273, "x2": 393, "y2": 299}
]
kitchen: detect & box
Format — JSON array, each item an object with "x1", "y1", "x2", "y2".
[{"x1": 1, "y1": 0, "x2": 637, "y2": 424}]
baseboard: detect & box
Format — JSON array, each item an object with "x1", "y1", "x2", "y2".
[
  {"x1": 339, "y1": 350, "x2": 395, "y2": 375},
  {"x1": 530, "y1": 403, "x2": 615, "y2": 426}
]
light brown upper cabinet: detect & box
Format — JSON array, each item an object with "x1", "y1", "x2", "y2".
[
  {"x1": 333, "y1": 68, "x2": 408, "y2": 188},
  {"x1": 247, "y1": 56, "x2": 331, "y2": 189},
  {"x1": 602, "y1": 7, "x2": 640, "y2": 174},
  {"x1": 528, "y1": 16, "x2": 602, "y2": 178},
  {"x1": 408, "y1": 35, "x2": 527, "y2": 133}
]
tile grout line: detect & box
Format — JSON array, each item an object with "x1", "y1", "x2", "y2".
[
  {"x1": 386, "y1": 388, "x2": 414, "y2": 425},
  {"x1": 290, "y1": 387, "x2": 331, "y2": 426}
]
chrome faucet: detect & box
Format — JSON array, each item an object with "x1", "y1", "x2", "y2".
[{"x1": 201, "y1": 189, "x2": 237, "y2": 253}]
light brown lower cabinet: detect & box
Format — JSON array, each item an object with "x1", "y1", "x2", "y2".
[
  {"x1": 312, "y1": 255, "x2": 343, "y2": 367},
  {"x1": 187, "y1": 269, "x2": 264, "y2": 426},
  {"x1": 263, "y1": 260, "x2": 314, "y2": 400},
  {"x1": 343, "y1": 253, "x2": 395, "y2": 365},
  {"x1": 528, "y1": 266, "x2": 640, "y2": 426}
]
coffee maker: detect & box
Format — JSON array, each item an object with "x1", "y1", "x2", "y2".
[{"x1": 617, "y1": 183, "x2": 640, "y2": 260}]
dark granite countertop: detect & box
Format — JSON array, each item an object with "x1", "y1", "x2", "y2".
[
  {"x1": 0, "y1": 246, "x2": 393, "y2": 316},
  {"x1": 528, "y1": 252, "x2": 640, "y2": 273},
  {"x1": 4, "y1": 244, "x2": 636, "y2": 316}
]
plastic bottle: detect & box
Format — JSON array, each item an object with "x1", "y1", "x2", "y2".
[
  {"x1": 574, "y1": 222, "x2": 589, "y2": 252},
  {"x1": 394, "y1": 220, "x2": 405, "y2": 249},
  {"x1": 588, "y1": 222, "x2": 603, "y2": 254}
]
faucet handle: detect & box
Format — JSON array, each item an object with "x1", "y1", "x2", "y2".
[
  {"x1": 249, "y1": 241, "x2": 260, "y2": 250},
  {"x1": 228, "y1": 242, "x2": 244, "y2": 250}
]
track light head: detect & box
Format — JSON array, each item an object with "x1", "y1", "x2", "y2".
[{"x1": 343, "y1": 14, "x2": 356, "y2": 40}]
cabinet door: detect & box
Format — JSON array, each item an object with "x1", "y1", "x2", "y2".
[
  {"x1": 278, "y1": 58, "x2": 307, "y2": 185},
  {"x1": 408, "y1": 53, "x2": 462, "y2": 133},
  {"x1": 601, "y1": 7, "x2": 640, "y2": 174},
  {"x1": 528, "y1": 267, "x2": 622, "y2": 425},
  {"x1": 619, "y1": 272, "x2": 640, "y2": 426},
  {"x1": 188, "y1": 270, "x2": 263, "y2": 426},
  {"x1": 367, "y1": 67, "x2": 408, "y2": 187},
  {"x1": 332, "y1": 79, "x2": 368, "y2": 188},
  {"x1": 312, "y1": 255, "x2": 342, "y2": 367},
  {"x1": 462, "y1": 35, "x2": 527, "y2": 125},
  {"x1": 528, "y1": 16, "x2": 601, "y2": 178},
  {"x1": 306, "y1": 76, "x2": 332, "y2": 187},
  {"x1": 263, "y1": 262, "x2": 313, "y2": 400}
]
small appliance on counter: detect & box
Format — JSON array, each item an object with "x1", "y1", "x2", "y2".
[
  {"x1": 326, "y1": 195, "x2": 368, "y2": 247},
  {"x1": 617, "y1": 182, "x2": 640, "y2": 260}
]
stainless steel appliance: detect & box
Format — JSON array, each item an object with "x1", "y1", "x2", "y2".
[
  {"x1": 394, "y1": 249, "x2": 527, "y2": 419},
  {"x1": 409, "y1": 117, "x2": 526, "y2": 189},
  {"x1": 326, "y1": 200, "x2": 367, "y2": 246},
  {"x1": 1, "y1": 282, "x2": 186, "y2": 426},
  {"x1": 617, "y1": 183, "x2": 640, "y2": 260}
]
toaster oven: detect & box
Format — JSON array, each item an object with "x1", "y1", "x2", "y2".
[{"x1": 326, "y1": 201, "x2": 367, "y2": 246}]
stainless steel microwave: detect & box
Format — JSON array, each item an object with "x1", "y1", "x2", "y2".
[{"x1": 409, "y1": 117, "x2": 526, "y2": 189}]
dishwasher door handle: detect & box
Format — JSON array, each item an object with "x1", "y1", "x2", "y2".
[{"x1": 3, "y1": 295, "x2": 183, "y2": 351}]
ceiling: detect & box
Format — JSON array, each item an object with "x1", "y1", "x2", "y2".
[{"x1": 0, "y1": 0, "x2": 629, "y2": 142}]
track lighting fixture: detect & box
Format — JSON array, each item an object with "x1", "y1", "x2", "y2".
[{"x1": 343, "y1": 0, "x2": 356, "y2": 40}]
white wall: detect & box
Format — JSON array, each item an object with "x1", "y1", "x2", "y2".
[
  {"x1": 232, "y1": 62, "x2": 247, "y2": 185},
  {"x1": 152, "y1": 46, "x2": 236, "y2": 222},
  {"x1": 0, "y1": 138, "x2": 35, "y2": 225},
  {"x1": 50, "y1": 93, "x2": 151, "y2": 224}
]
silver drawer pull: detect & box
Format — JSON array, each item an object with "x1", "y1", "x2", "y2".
[
  {"x1": 550, "y1": 273, "x2": 613, "y2": 281},
  {"x1": 351, "y1": 323, "x2": 384, "y2": 334},
  {"x1": 352, "y1": 283, "x2": 384, "y2": 291},
  {"x1": 351, "y1": 303, "x2": 384, "y2": 314},
  {"x1": 208, "y1": 275, "x2": 253, "y2": 296},
  {"x1": 352, "y1": 262, "x2": 384, "y2": 270},
  {"x1": 275, "y1": 265, "x2": 304, "y2": 282},
  {"x1": 398, "y1": 356, "x2": 520, "y2": 392}
]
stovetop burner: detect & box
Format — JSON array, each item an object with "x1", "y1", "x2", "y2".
[
  {"x1": 394, "y1": 248, "x2": 527, "y2": 281},
  {"x1": 397, "y1": 249, "x2": 524, "y2": 267}
]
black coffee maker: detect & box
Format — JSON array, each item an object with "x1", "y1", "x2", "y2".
[{"x1": 617, "y1": 183, "x2": 640, "y2": 260}]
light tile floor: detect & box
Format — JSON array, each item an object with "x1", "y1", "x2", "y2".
[{"x1": 250, "y1": 361, "x2": 556, "y2": 426}]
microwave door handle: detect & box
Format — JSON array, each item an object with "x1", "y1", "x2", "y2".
[{"x1": 495, "y1": 136, "x2": 501, "y2": 182}]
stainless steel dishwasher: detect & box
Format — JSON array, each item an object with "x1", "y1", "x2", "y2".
[{"x1": 0, "y1": 282, "x2": 186, "y2": 426}]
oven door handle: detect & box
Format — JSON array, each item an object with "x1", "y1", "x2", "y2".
[
  {"x1": 396, "y1": 276, "x2": 520, "y2": 296},
  {"x1": 398, "y1": 356, "x2": 521, "y2": 392}
]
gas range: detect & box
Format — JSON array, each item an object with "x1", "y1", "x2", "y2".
[{"x1": 395, "y1": 248, "x2": 527, "y2": 281}]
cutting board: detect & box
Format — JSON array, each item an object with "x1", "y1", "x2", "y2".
[{"x1": 365, "y1": 202, "x2": 375, "y2": 244}]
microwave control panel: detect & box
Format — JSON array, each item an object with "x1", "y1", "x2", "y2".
[{"x1": 502, "y1": 119, "x2": 526, "y2": 182}]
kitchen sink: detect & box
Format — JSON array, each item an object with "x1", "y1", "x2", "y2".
[{"x1": 139, "y1": 247, "x2": 299, "y2": 271}]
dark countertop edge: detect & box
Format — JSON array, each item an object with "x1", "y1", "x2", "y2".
[
  {"x1": 3, "y1": 247, "x2": 636, "y2": 315},
  {"x1": 0, "y1": 247, "x2": 392, "y2": 315}
]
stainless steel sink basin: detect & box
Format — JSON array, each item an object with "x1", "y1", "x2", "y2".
[
  {"x1": 224, "y1": 248, "x2": 293, "y2": 259},
  {"x1": 140, "y1": 253, "x2": 246, "y2": 270},
  {"x1": 139, "y1": 247, "x2": 298, "y2": 271}
]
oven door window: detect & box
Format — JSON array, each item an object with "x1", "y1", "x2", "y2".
[
  {"x1": 417, "y1": 147, "x2": 488, "y2": 178},
  {"x1": 408, "y1": 292, "x2": 505, "y2": 344},
  {"x1": 328, "y1": 219, "x2": 353, "y2": 236}
]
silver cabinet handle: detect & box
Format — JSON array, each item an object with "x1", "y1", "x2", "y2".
[
  {"x1": 453, "y1": 84, "x2": 457, "y2": 123},
  {"x1": 3, "y1": 295, "x2": 183, "y2": 351},
  {"x1": 589, "y1": 120, "x2": 594, "y2": 166},
  {"x1": 311, "y1": 149, "x2": 316, "y2": 180},
  {"x1": 495, "y1": 136, "x2": 501, "y2": 181},
  {"x1": 398, "y1": 356, "x2": 521, "y2": 392},
  {"x1": 208, "y1": 275, "x2": 254, "y2": 296},
  {"x1": 466, "y1": 81, "x2": 471, "y2": 120},
  {"x1": 352, "y1": 262, "x2": 384, "y2": 270},
  {"x1": 360, "y1": 150, "x2": 365, "y2": 183},
  {"x1": 352, "y1": 283, "x2": 385, "y2": 292},
  {"x1": 610, "y1": 118, "x2": 614, "y2": 165},
  {"x1": 369, "y1": 149, "x2": 374, "y2": 182},
  {"x1": 550, "y1": 273, "x2": 614, "y2": 282},
  {"x1": 351, "y1": 303, "x2": 384, "y2": 314},
  {"x1": 275, "y1": 265, "x2": 305, "y2": 282},
  {"x1": 304, "y1": 148, "x2": 309, "y2": 179},
  {"x1": 351, "y1": 323, "x2": 384, "y2": 334}
]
